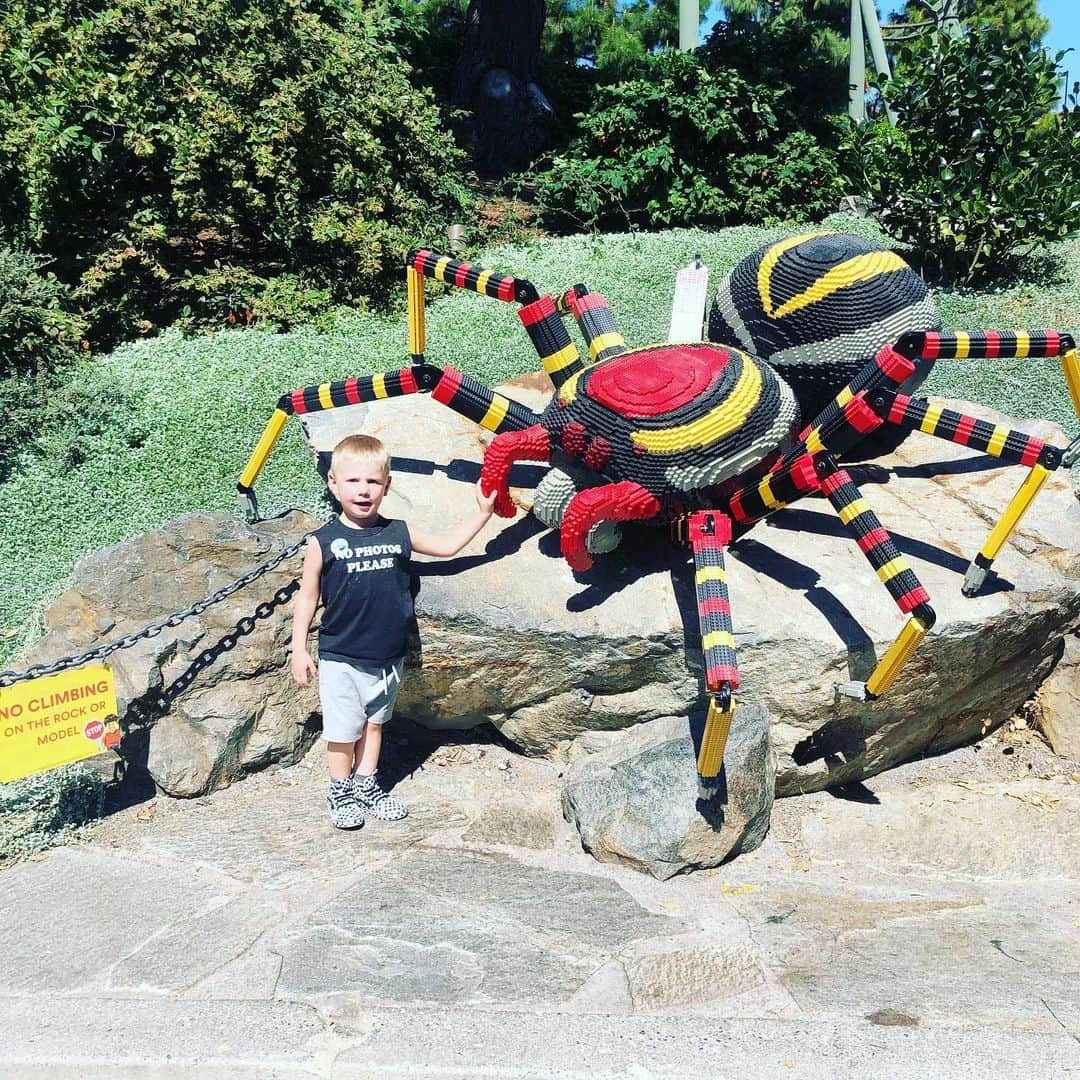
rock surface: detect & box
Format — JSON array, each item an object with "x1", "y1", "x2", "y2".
[
  {"x1": 562, "y1": 706, "x2": 775, "y2": 879},
  {"x1": 1034, "y1": 631, "x2": 1080, "y2": 761},
  {"x1": 25, "y1": 384, "x2": 1080, "y2": 822},
  {"x1": 26, "y1": 514, "x2": 320, "y2": 798}
]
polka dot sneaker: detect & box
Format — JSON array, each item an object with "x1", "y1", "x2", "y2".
[
  {"x1": 327, "y1": 777, "x2": 365, "y2": 829},
  {"x1": 351, "y1": 771, "x2": 407, "y2": 821}
]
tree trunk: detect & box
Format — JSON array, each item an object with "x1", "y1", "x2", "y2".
[{"x1": 453, "y1": 0, "x2": 553, "y2": 177}]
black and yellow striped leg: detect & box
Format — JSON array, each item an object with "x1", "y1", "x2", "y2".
[
  {"x1": 910, "y1": 330, "x2": 1080, "y2": 432},
  {"x1": 793, "y1": 338, "x2": 922, "y2": 446},
  {"x1": 865, "y1": 390, "x2": 1069, "y2": 596},
  {"x1": 519, "y1": 294, "x2": 585, "y2": 391},
  {"x1": 236, "y1": 366, "x2": 539, "y2": 522},
  {"x1": 814, "y1": 455, "x2": 937, "y2": 701},
  {"x1": 684, "y1": 512, "x2": 739, "y2": 783},
  {"x1": 408, "y1": 249, "x2": 539, "y2": 306},
  {"x1": 911, "y1": 332, "x2": 1080, "y2": 591}
]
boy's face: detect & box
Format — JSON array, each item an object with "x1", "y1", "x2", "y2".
[{"x1": 328, "y1": 454, "x2": 390, "y2": 526}]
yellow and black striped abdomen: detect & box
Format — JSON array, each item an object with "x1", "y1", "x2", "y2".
[{"x1": 708, "y1": 232, "x2": 940, "y2": 420}]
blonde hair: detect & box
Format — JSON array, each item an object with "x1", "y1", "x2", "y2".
[{"x1": 329, "y1": 434, "x2": 390, "y2": 477}]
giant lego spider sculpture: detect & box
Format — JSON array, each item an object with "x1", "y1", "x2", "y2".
[{"x1": 238, "y1": 234, "x2": 1080, "y2": 786}]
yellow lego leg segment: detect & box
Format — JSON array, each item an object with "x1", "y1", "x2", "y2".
[
  {"x1": 237, "y1": 407, "x2": 289, "y2": 520},
  {"x1": 962, "y1": 464, "x2": 1051, "y2": 596},
  {"x1": 407, "y1": 266, "x2": 426, "y2": 361},
  {"x1": 697, "y1": 692, "x2": 734, "y2": 780},
  {"x1": 864, "y1": 613, "x2": 931, "y2": 698},
  {"x1": 1060, "y1": 348, "x2": 1080, "y2": 421}
]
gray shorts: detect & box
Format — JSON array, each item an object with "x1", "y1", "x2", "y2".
[{"x1": 318, "y1": 659, "x2": 404, "y2": 743}]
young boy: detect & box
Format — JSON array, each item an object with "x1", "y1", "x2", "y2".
[{"x1": 291, "y1": 433, "x2": 499, "y2": 829}]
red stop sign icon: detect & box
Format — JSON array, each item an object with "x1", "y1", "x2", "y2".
[{"x1": 84, "y1": 720, "x2": 105, "y2": 741}]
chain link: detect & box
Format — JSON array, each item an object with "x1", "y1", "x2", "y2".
[{"x1": 0, "y1": 530, "x2": 314, "y2": 689}]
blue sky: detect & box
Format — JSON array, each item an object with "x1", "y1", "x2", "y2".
[{"x1": 1041, "y1": 0, "x2": 1079, "y2": 70}]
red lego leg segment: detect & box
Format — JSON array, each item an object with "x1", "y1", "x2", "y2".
[
  {"x1": 560, "y1": 481, "x2": 662, "y2": 571},
  {"x1": 479, "y1": 424, "x2": 551, "y2": 518}
]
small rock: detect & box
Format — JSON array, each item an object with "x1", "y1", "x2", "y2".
[{"x1": 561, "y1": 705, "x2": 775, "y2": 879}]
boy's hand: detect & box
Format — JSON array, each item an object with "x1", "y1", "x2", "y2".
[
  {"x1": 291, "y1": 649, "x2": 318, "y2": 688},
  {"x1": 476, "y1": 478, "x2": 499, "y2": 515}
]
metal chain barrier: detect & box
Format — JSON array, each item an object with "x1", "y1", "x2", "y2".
[{"x1": 0, "y1": 530, "x2": 315, "y2": 689}]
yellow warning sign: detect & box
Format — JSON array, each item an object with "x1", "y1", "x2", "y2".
[{"x1": 0, "y1": 664, "x2": 119, "y2": 783}]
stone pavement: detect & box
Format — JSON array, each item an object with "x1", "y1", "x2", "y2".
[{"x1": 0, "y1": 721, "x2": 1077, "y2": 1078}]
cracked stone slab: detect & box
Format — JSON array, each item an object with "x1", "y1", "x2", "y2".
[
  {"x1": 181, "y1": 947, "x2": 285, "y2": 1001},
  {"x1": 276, "y1": 847, "x2": 695, "y2": 1007},
  {"x1": 620, "y1": 931, "x2": 767, "y2": 1010},
  {"x1": 460, "y1": 791, "x2": 559, "y2": 850},
  {"x1": 0, "y1": 847, "x2": 242, "y2": 994},
  {"x1": 108, "y1": 895, "x2": 285, "y2": 994},
  {"x1": 779, "y1": 905, "x2": 1080, "y2": 1035}
]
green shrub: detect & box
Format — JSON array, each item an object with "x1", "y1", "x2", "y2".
[
  {"x1": 0, "y1": 248, "x2": 84, "y2": 379},
  {"x1": 843, "y1": 30, "x2": 1080, "y2": 284},
  {"x1": 530, "y1": 49, "x2": 842, "y2": 232},
  {"x1": 729, "y1": 130, "x2": 846, "y2": 227},
  {"x1": 0, "y1": 0, "x2": 473, "y2": 345},
  {"x1": 0, "y1": 247, "x2": 87, "y2": 478},
  {"x1": 0, "y1": 764, "x2": 105, "y2": 861},
  {"x1": 171, "y1": 265, "x2": 342, "y2": 334},
  {"x1": 253, "y1": 274, "x2": 340, "y2": 333}
]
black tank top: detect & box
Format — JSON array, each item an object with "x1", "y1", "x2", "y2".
[{"x1": 316, "y1": 517, "x2": 413, "y2": 665}]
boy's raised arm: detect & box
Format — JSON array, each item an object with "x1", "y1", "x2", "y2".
[
  {"x1": 409, "y1": 480, "x2": 502, "y2": 558},
  {"x1": 290, "y1": 536, "x2": 322, "y2": 687}
]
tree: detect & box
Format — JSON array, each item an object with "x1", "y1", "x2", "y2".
[
  {"x1": 452, "y1": 0, "x2": 554, "y2": 175},
  {"x1": 843, "y1": 27, "x2": 1080, "y2": 283},
  {"x1": 392, "y1": 0, "x2": 715, "y2": 173},
  {"x1": 0, "y1": 0, "x2": 472, "y2": 342},
  {"x1": 887, "y1": 0, "x2": 1049, "y2": 49},
  {"x1": 544, "y1": 0, "x2": 711, "y2": 76},
  {"x1": 701, "y1": 0, "x2": 851, "y2": 138}
]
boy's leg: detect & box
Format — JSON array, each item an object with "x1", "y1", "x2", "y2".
[
  {"x1": 325, "y1": 744, "x2": 366, "y2": 829},
  {"x1": 354, "y1": 723, "x2": 382, "y2": 777},
  {"x1": 352, "y1": 661, "x2": 408, "y2": 821},
  {"x1": 319, "y1": 661, "x2": 367, "y2": 830},
  {"x1": 327, "y1": 741, "x2": 356, "y2": 780}
]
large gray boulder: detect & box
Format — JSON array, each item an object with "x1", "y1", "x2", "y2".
[{"x1": 24, "y1": 383, "x2": 1080, "y2": 825}]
